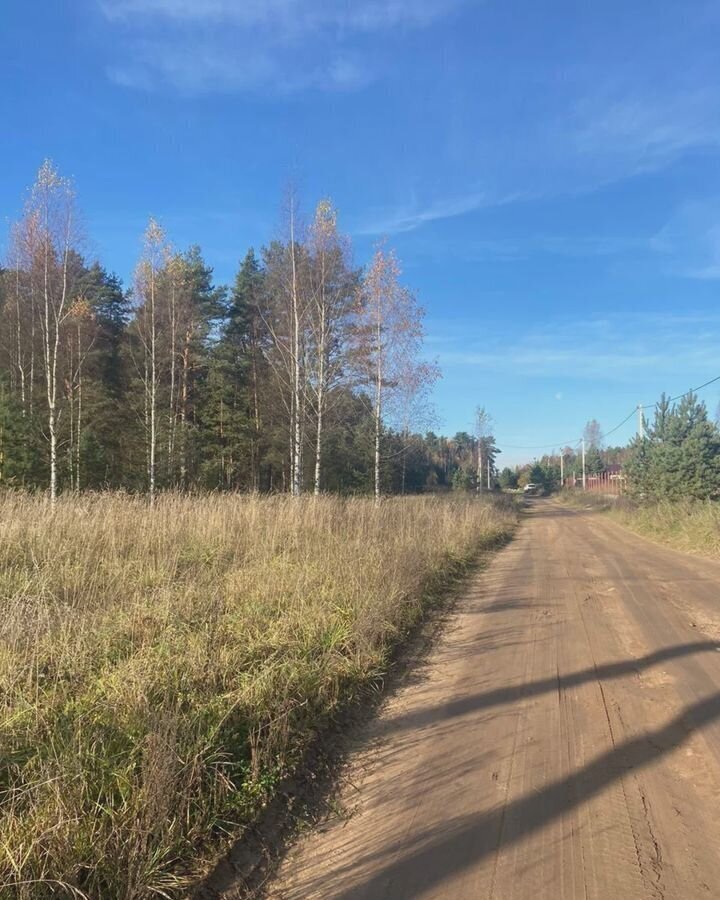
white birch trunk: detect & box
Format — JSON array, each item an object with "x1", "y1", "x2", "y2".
[
  {"x1": 30, "y1": 289, "x2": 35, "y2": 418},
  {"x1": 180, "y1": 328, "x2": 190, "y2": 488},
  {"x1": 313, "y1": 369, "x2": 324, "y2": 495},
  {"x1": 374, "y1": 315, "x2": 382, "y2": 501},
  {"x1": 290, "y1": 201, "x2": 302, "y2": 497},
  {"x1": 44, "y1": 221, "x2": 69, "y2": 504},
  {"x1": 75, "y1": 324, "x2": 83, "y2": 492},
  {"x1": 251, "y1": 330, "x2": 260, "y2": 491},
  {"x1": 14, "y1": 255, "x2": 26, "y2": 413},
  {"x1": 149, "y1": 262, "x2": 157, "y2": 506},
  {"x1": 313, "y1": 258, "x2": 327, "y2": 495},
  {"x1": 168, "y1": 277, "x2": 177, "y2": 479}
]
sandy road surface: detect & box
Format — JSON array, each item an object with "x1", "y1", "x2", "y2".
[{"x1": 260, "y1": 499, "x2": 720, "y2": 899}]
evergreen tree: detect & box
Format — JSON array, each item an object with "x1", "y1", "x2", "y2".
[
  {"x1": 625, "y1": 393, "x2": 720, "y2": 500},
  {"x1": 171, "y1": 246, "x2": 226, "y2": 486},
  {"x1": 200, "y1": 249, "x2": 268, "y2": 489},
  {"x1": 584, "y1": 446, "x2": 604, "y2": 476},
  {"x1": 0, "y1": 377, "x2": 35, "y2": 485},
  {"x1": 75, "y1": 263, "x2": 133, "y2": 487}
]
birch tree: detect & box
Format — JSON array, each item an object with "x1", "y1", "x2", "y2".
[
  {"x1": 306, "y1": 200, "x2": 356, "y2": 494},
  {"x1": 474, "y1": 406, "x2": 492, "y2": 492},
  {"x1": 65, "y1": 297, "x2": 97, "y2": 491},
  {"x1": 20, "y1": 161, "x2": 80, "y2": 502},
  {"x1": 288, "y1": 195, "x2": 304, "y2": 496},
  {"x1": 263, "y1": 192, "x2": 310, "y2": 496},
  {"x1": 356, "y1": 245, "x2": 435, "y2": 500},
  {"x1": 132, "y1": 218, "x2": 169, "y2": 505},
  {"x1": 391, "y1": 360, "x2": 440, "y2": 494}
]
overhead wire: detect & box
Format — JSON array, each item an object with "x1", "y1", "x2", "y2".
[
  {"x1": 498, "y1": 372, "x2": 720, "y2": 453},
  {"x1": 597, "y1": 408, "x2": 637, "y2": 442},
  {"x1": 641, "y1": 373, "x2": 720, "y2": 408}
]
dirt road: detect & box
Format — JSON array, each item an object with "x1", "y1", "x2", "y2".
[{"x1": 264, "y1": 500, "x2": 720, "y2": 899}]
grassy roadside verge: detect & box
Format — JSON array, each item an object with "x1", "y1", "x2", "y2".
[
  {"x1": 560, "y1": 491, "x2": 720, "y2": 559},
  {"x1": 1, "y1": 493, "x2": 516, "y2": 899}
]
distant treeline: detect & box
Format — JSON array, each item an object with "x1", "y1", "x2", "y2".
[{"x1": 0, "y1": 161, "x2": 506, "y2": 498}]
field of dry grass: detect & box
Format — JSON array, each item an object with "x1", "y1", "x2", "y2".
[{"x1": 0, "y1": 492, "x2": 516, "y2": 898}]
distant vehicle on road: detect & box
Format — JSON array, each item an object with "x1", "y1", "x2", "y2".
[{"x1": 523, "y1": 483, "x2": 542, "y2": 495}]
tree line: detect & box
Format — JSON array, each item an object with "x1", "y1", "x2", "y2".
[{"x1": 0, "y1": 161, "x2": 504, "y2": 499}]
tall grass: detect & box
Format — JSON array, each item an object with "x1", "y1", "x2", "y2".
[
  {"x1": 562, "y1": 490, "x2": 720, "y2": 558},
  {"x1": 0, "y1": 492, "x2": 515, "y2": 898},
  {"x1": 609, "y1": 497, "x2": 720, "y2": 557}
]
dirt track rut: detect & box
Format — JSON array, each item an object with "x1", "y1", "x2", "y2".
[{"x1": 262, "y1": 500, "x2": 720, "y2": 898}]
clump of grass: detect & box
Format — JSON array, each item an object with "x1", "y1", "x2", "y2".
[
  {"x1": 607, "y1": 497, "x2": 720, "y2": 557},
  {"x1": 561, "y1": 489, "x2": 720, "y2": 558},
  {"x1": 559, "y1": 489, "x2": 619, "y2": 512},
  {"x1": 0, "y1": 492, "x2": 516, "y2": 898}
]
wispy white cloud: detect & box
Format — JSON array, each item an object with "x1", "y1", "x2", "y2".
[
  {"x1": 649, "y1": 202, "x2": 720, "y2": 280},
  {"x1": 571, "y1": 87, "x2": 720, "y2": 178},
  {"x1": 99, "y1": 0, "x2": 464, "y2": 94},
  {"x1": 416, "y1": 85, "x2": 720, "y2": 232},
  {"x1": 429, "y1": 312, "x2": 720, "y2": 382},
  {"x1": 493, "y1": 82, "x2": 720, "y2": 222},
  {"x1": 100, "y1": 0, "x2": 460, "y2": 30},
  {"x1": 354, "y1": 189, "x2": 530, "y2": 236},
  {"x1": 107, "y1": 39, "x2": 372, "y2": 94},
  {"x1": 353, "y1": 83, "x2": 720, "y2": 238},
  {"x1": 354, "y1": 190, "x2": 491, "y2": 236}
]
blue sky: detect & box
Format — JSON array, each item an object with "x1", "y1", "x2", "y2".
[{"x1": 3, "y1": 0, "x2": 720, "y2": 465}]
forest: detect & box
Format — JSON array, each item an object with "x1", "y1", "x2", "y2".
[{"x1": 0, "y1": 161, "x2": 507, "y2": 500}]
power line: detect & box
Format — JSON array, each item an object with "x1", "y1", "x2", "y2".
[
  {"x1": 500, "y1": 438, "x2": 583, "y2": 451},
  {"x1": 641, "y1": 373, "x2": 720, "y2": 408},
  {"x1": 597, "y1": 408, "x2": 637, "y2": 442},
  {"x1": 498, "y1": 371, "x2": 720, "y2": 453}
]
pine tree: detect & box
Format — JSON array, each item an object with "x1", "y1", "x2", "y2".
[
  {"x1": 75, "y1": 263, "x2": 133, "y2": 487},
  {"x1": 199, "y1": 249, "x2": 268, "y2": 489},
  {"x1": 625, "y1": 393, "x2": 720, "y2": 500},
  {"x1": 0, "y1": 376, "x2": 34, "y2": 485},
  {"x1": 172, "y1": 246, "x2": 225, "y2": 486}
]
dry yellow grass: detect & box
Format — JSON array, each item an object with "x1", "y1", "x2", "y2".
[
  {"x1": 609, "y1": 498, "x2": 720, "y2": 558},
  {"x1": 0, "y1": 492, "x2": 516, "y2": 898},
  {"x1": 562, "y1": 491, "x2": 720, "y2": 559}
]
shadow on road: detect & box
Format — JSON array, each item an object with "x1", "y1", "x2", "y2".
[
  {"x1": 382, "y1": 640, "x2": 719, "y2": 736},
  {"x1": 335, "y1": 683, "x2": 720, "y2": 899}
]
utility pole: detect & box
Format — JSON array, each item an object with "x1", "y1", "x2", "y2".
[
  {"x1": 487, "y1": 457, "x2": 491, "y2": 490},
  {"x1": 581, "y1": 438, "x2": 587, "y2": 491},
  {"x1": 637, "y1": 403, "x2": 645, "y2": 439},
  {"x1": 560, "y1": 452, "x2": 564, "y2": 488}
]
